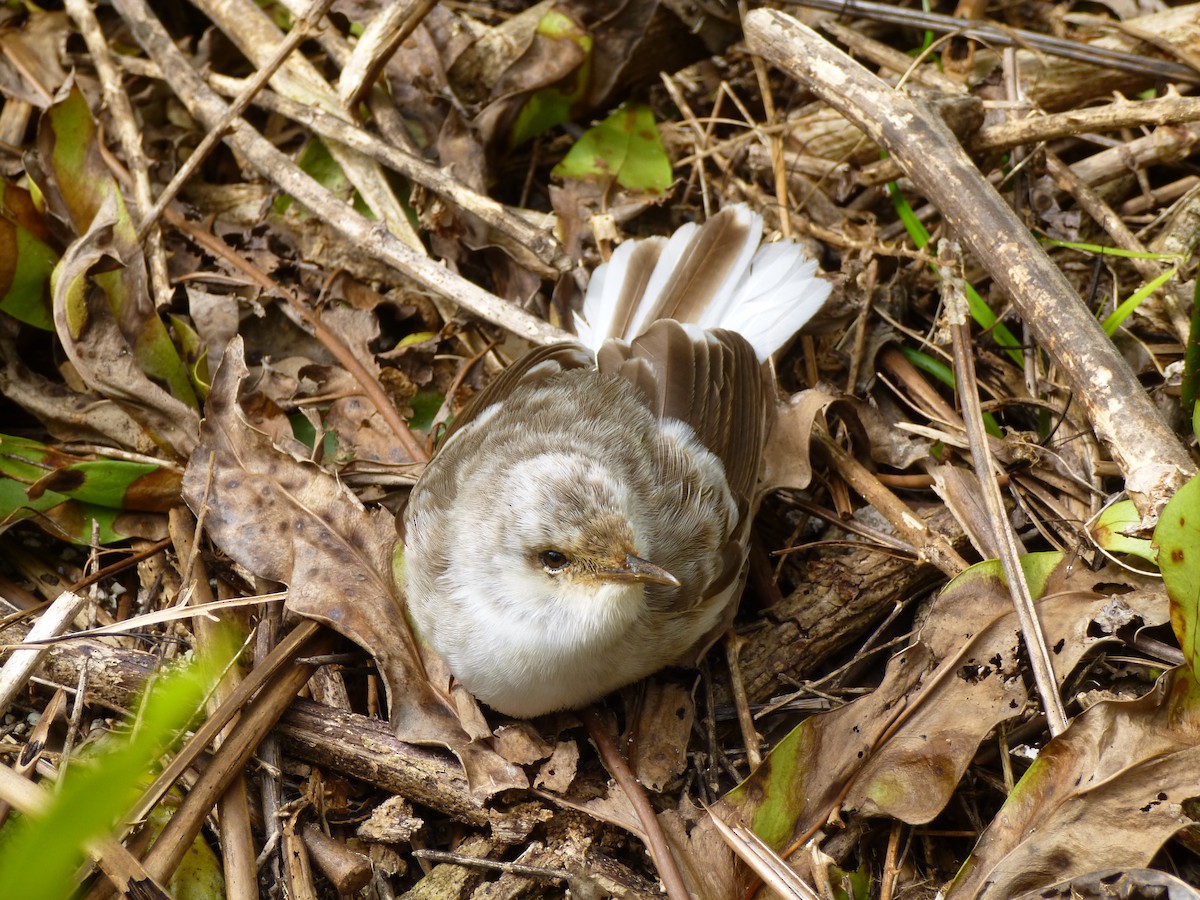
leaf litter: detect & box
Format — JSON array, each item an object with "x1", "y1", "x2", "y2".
[{"x1": 0, "y1": 1, "x2": 1198, "y2": 898}]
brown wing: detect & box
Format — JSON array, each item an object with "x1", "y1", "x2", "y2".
[
  {"x1": 596, "y1": 319, "x2": 765, "y2": 505},
  {"x1": 441, "y1": 342, "x2": 594, "y2": 442}
]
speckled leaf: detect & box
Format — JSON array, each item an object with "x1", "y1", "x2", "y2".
[
  {"x1": 1154, "y1": 474, "x2": 1200, "y2": 681},
  {"x1": 552, "y1": 103, "x2": 672, "y2": 194},
  {"x1": 720, "y1": 555, "x2": 1168, "y2": 853},
  {"x1": 946, "y1": 670, "x2": 1200, "y2": 900},
  {"x1": 182, "y1": 339, "x2": 525, "y2": 795}
]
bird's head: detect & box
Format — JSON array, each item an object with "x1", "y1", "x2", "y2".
[{"x1": 449, "y1": 448, "x2": 679, "y2": 630}]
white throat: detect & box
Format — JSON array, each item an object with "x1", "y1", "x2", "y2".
[{"x1": 434, "y1": 566, "x2": 648, "y2": 717}]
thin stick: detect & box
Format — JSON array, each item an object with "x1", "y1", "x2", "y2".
[
  {"x1": 580, "y1": 706, "x2": 691, "y2": 900},
  {"x1": 939, "y1": 239, "x2": 1069, "y2": 735}
]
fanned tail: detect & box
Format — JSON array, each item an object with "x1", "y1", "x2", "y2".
[{"x1": 574, "y1": 205, "x2": 830, "y2": 361}]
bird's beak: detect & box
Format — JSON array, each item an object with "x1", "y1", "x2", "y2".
[{"x1": 598, "y1": 554, "x2": 681, "y2": 588}]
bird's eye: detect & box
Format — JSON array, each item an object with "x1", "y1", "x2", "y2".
[{"x1": 539, "y1": 550, "x2": 570, "y2": 572}]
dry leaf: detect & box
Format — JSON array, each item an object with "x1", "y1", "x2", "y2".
[{"x1": 948, "y1": 670, "x2": 1200, "y2": 899}]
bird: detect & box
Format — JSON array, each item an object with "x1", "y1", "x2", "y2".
[{"x1": 402, "y1": 204, "x2": 831, "y2": 718}]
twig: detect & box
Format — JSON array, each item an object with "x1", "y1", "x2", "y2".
[
  {"x1": 938, "y1": 239, "x2": 1069, "y2": 736},
  {"x1": 111, "y1": 0, "x2": 569, "y2": 346},
  {"x1": 139, "y1": 624, "x2": 339, "y2": 884},
  {"x1": 164, "y1": 209, "x2": 429, "y2": 463},
  {"x1": 706, "y1": 805, "x2": 821, "y2": 900},
  {"x1": 580, "y1": 707, "x2": 691, "y2": 900},
  {"x1": 337, "y1": 0, "x2": 437, "y2": 110},
  {"x1": 1043, "y1": 149, "x2": 1189, "y2": 344},
  {"x1": 64, "y1": 0, "x2": 172, "y2": 309},
  {"x1": 136, "y1": 0, "x2": 337, "y2": 240},
  {"x1": 784, "y1": 0, "x2": 1200, "y2": 84},
  {"x1": 745, "y1": 9, "x2": 1194, "y2": 520}
]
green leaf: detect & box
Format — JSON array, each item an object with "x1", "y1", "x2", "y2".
[
  {"x1": 1183, "y1": 277, "x2": 1200, "y2": 425},
  {"x1": 509, "y1": 10, "x2": 592, "y2": 148},
  {"x1": 0, "y1": 183, "x2": 57, "y2": 330},
  {"x1": 0, "y1": 434, "x2": 179, "y2": 543},
  {"x1": 1101, "y1": 267, "x2": 1176, "y2": 337},
  {"x1": 408, "y1": 390, "x2": 444, "y2": 433},
  {"x1": 274, "y1": 137, "x2": 351, "y2": 216},
  {"x1": 552, "y1": 103, "x2": 672, "y2": 194},
  {"x1": 0, "y1": 636, "x2": 235, "y2": 900},
  {"x1": 1040, "y1": 238, "x2": 1182, "y2": 262},
  {"x1": 1154, "y1": 474, "x2": 1200, "y2": 682},
  {"x1": 1092, "y1": 500, "x2": 1156, "y2": 565}
]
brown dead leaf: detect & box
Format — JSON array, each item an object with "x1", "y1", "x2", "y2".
[
  {"x1": 534, "y1": 740, "x2": 579, "y2": 793},
  {"x1": 630, "y1": 681, "x2": 694, "y2": 793},
  {"x1": 0, "y1": 11, "x2": 69, "y2": 108},
  {"x1": 493, "y1": 722, "x2": 554, "y2": 766},
  {"x1": 182, "y1": 337, "x2": 525, "y2": 795},
  {"x1": 947, "y1": 669, "x2": 1200, "y2": 900},
  {"x1": 661, "y1": 800, "x2": 741, "y2": 900},
  {"x1": 1011, "y1": 867, "x2": 1200, "y2": 900},
  {"x1": 846, "y1": 562, "x2": 1169, "y2": 824}
]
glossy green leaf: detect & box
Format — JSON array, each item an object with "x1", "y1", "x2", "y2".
[
  {"x1": 0, "y1": 434, "x2": 179, "y2": 543},
  {"x1": 169, "y1": 313, "x2": 211, "y2": 397}
]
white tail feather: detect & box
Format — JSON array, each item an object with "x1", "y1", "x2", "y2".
[
  {"x1": 574, "y1": 237, "x2": 642, "y2": 352},
  {"x1": 574, "y1": 205, "x2": 830, "y2": 361}
]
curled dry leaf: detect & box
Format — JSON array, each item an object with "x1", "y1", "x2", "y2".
[
  {"x1": 0, "y1": 319, "x2": 150, "y2": 450},
  {"x1": 760, "y1": 387, "x2": 870, "y2": 494},
  {"x1": 720, "y1": 554, "x2": 1169, "y2": 855},
  {"x1": 51, "y1": 193, "x2": 200, "y2": 457},
  {"x1": 947, "y1": 670, "x2": 1200, "y2": 900},
  {"x1": 182, "y1": 337, "x2": 524, "y2": 795}
]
